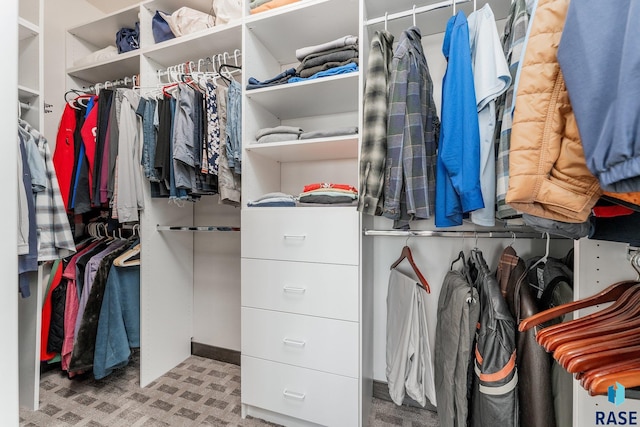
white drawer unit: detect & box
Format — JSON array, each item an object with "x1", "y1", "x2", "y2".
[
  {"x1": 241, "y1": 258, "x2": 359, "y2": 321},
  {"x1": 241, "y1": 208, "x2": 359, "y2": 265},
  {"x1": 242, "y1": 355, "x2": 359, "y2": 427},
  {"x1": 242, "y1": 307, "x2": 359, "y2": 378}
]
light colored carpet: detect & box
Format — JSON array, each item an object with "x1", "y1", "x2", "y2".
[{"x1": 20, "y1": 352, "x2": 439, "y2": 426}]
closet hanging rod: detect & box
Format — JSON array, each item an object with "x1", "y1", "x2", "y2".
[
  {"x1": 363, "y1": 229, "x2": 565, "y2": 239},
  {"x1": 156, "y1": 49, "x2": 243, "y2": 78},
  {"x1": 157, "y1": 225, "x2": 240, "y2": 232},
  {"x1": 365, "y1": 0, "x2": 471, "y2": 26},
  {"x1": 19, "y1": 102, "x2": 30, "y2": 111}
]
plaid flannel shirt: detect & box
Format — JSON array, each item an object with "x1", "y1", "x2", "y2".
[
  {"x1": 495, "y1": 0, "x2": 529, "y2": 219},
  {"x1": 383, "y1": 27, "x2": 439, "y2": 228},
  {"x1": 358, "y1": 30, "x2": 394, "y2": 216},
  {"x1": 19, "y1": 120, "x2": 76, "y2": 261}
]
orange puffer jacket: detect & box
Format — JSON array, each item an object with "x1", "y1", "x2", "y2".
[{"x1": 506, "y1": 0, "x2": 602, "y2": 223}]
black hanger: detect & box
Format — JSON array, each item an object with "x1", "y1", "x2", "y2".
[{"x1": 217, "y1": 63, "x2": 241, "y2": 85}]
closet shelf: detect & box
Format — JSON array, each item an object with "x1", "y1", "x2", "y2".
[
  {"x1": 67, "y1": 3, "x2": 141, "y2": 49},
  {"x1": 245, "y1": 0, "x2": 358, "y2": 65},
  {"x1": 156, "y1": 225, "x2": 241, "y2": 232},
  {"x1": 67, "y1": 52, "x2": 140, "y2": 83},
  {"x1": 143, "y1": 22, "x2": 242, "y2": 67},
  {"x1": 18, "y1": 85, "x2": 40, "y2": 100},
  {"x1": 245, "y1": 73, "x2": 359, "y2": 120},
  {"x1": 245, "y1": 135, "x2": 358, "y2": 162},
  {"x1": 145, "y1": 0, "x2": 214, "y2": 14},
  {"x1": 19, "y1": 18, "x2": 39, "y2": 40}
]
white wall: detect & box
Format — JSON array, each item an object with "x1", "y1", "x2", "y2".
[
  {"x1": 43, "y1": 0, "x2": 103, "y2": 142},
  {"x1": 193, "y1": 198, "x2": 242, "y2": 351},
  {"x1": 3, "y1": 0, "x2": 20, "y2": 422}
]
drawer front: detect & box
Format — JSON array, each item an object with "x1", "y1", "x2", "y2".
[
  {"x1": 242, "y1": 307, "x2": 359, "y2": 378},
  {"x1": 241, "y1": 208, "x2": 359, "y2": 265},
  {"x1": 241, "y1": 258, "x2": 359, "y2": 321},
  {"x1": 241, "y1": 355, "x2": 359, "y2": 427}
]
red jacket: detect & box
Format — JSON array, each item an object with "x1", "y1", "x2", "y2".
[{"x1": 53, "y1": 104, "x2": 77, "y2": 209}]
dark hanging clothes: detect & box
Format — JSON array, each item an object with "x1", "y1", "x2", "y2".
[
  {"x1": 93, "y1": 89, "x2": 114, "y2": 206},
  {"x1": 47, "y1": 280, "x2": 68, "y2": 354},
  {"x1": 155, "y1": 96, "x2": 172, "y2": 184}
]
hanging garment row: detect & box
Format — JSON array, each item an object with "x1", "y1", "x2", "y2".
[
  {"x1": 18, "y1": 118, "x2": 76, "y2": 298},
  {"x1": 145, "y1": 56, "x2": 243, "y2": 205},
  {"x1": 426, "y1": 239, "x2": 574, "y2": 427},
  {"x1": 359, "y1": 0, "x2": 640, "y2": 247},
  {"x1": 54, "y1": 80, "x2": 145, "y2": 222},
  {"x1": 41, "y1": 222, "x2": 140, "y2": 381}
]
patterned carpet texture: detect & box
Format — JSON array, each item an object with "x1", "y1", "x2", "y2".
[{"x1": 20, "y1": 352, "x2": 439, "y2": 427}]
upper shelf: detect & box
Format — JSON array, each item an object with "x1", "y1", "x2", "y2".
[
  {"x1": 245, "y1": 0, "x2": 359, "y2": 65},
  {"x1": 245, "y1": 72, "x2": 359, "y2": 120},
  {"x1": 365, "y1": 0, "x2": 512, "y2": 37},
  {"x1": 67, "y1": 3, "x2": 140, "y2": 49},
  {"x1": 19, "y1": 18, "x2": 39, "y2": 40},
  {"x1": 145, "y1": 0, "x2": 214, "y2": 14},
  {"x1": 67, "y1": 51, "x2": 140, "y2": 83},
  {"x1": 144, "y1": 22, "x2": 242, "y2": 67},
  {"x1": 245, "y1": 135, "x2": 359, "y2": 163}
]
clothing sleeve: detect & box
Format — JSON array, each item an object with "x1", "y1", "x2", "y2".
[{"x1": 383, "y1": 54, "x2": 409, "y2": 220}]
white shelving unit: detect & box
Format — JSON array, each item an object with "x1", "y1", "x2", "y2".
[
  {"x1": 18, "y1": 0, "x2": 44, "y2": 413},
  {"x1": 240, "y1": 0, "x2": 370, "y2": 425}
]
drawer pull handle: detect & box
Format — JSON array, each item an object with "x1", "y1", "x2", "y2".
[
  {"x1": 283, "y1": 234, "x2": 307, "y2": 240},
  {"x1": 283, "y1": 389, "x2": 306, "y2": 400},
  {"x1": 283, "y1": 338, "x2": 306, "y2": 347},
  {"x1": 283, "y1": 286, "x2": 306, "y2": 294}
]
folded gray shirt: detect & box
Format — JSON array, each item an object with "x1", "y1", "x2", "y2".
[
  {"x1": 296, "y1": 46, "x2": 359, "y2": 72},
  {"x1": 257, "y1": 133, "x2": 300, "y2": 144},
  {"x1": 300, "y1": 126, "x2": 358, "y2": 140},
  {"x1": 295, "y1": 35, "x2": 359, "y2": 61},
  {"x1": 299, "y1": 59, "x2": 359, "y2": 78},
  {"x1": 255, "y1": 125, "x2": 303, "y2": 140}
]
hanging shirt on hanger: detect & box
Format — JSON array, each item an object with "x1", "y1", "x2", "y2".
[
  {"x1": 467, "y1": 4, "x2": 510, "y2": 227},
  {"x1": 436, "y1": 11, "x2": 484, "y2": 227}
]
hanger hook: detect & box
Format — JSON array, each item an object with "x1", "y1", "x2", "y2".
[
  {"x1": 474, "y1": 231, "x2": 479, "y2": 249},
  {"x1": 510, "y1": 231, "x2": 516, "y2": 247},
  {"x1": 412, "y1": 5, "x2": 416, "y2": 26},
  {"x1": 452, "y1": 0, "x2": 456, "y2": 16},
  {"x1": 384, "y1": 11, "x2": 388, "y2": 31},
  {"x1": 632, "y1": 251, "x2": 640, "y2": 280},
  {"x1": 474, "y1": 0, "x2": 477, "y2": 12}
]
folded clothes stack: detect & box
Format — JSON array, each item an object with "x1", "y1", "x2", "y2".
[
  {"x1": 255, "y1": 125, "x2": 304, "y2": 144},
  {"x1": 298, "y1": 182, "x2": 358, "y2": 206},
  {"x1": 250, "y1": 0, "x2": 299, "y2": 14},
  {"x1": 246, "y1": 35, "x2": 359, "y2": 90},
  {"x1": 254, "y1": 126, "x2": 358, "y2": 143},
  {"x1": 247, "y1": 192, "x2": 297, "y2": 207}
]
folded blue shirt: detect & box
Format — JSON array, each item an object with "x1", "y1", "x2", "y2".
[
  {"x1": 288, "y1": 62, "x2": 358, "y2": 83},
  {"x1": 247, "y1": 68, "x2": 296, "y2": 90}
]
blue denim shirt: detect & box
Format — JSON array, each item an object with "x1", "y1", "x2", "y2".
[{"x1": 226, "y1": 80, "x2": 242, "y2": 175}]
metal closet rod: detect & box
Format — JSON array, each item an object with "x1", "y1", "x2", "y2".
[
  {"x1": 363, "y1": 229, "x2": 564, "y2": 239},
  {"x1": 365, "y1": 0, "x2": 471, "y2": 26},
  {"x1": 157, "y1": 225, "x2": 240, "y2": 232}
]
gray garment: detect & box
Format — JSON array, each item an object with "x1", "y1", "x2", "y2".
[
  {"x1": 522, "y1": 213, "x2": 589, "y2": 239},
  {"x1": 296, "y1": 46, "x2": 358, "y2": 73},
  {"x1": 249, "y1": 0, "x2": 271, "y2": 8},
  {"x1": 298, "y1": 194, "x2": 355, "y2": 204},
  {"x1": 435, "y1": 269, "x2": 480, "y2": 427},
  {"x1": 299, "y1": 58, "x2": 359, "y2": 78},
  {"x1": 173, "y1": 84, "x2": 197, "y2": 190},
  {"x1": 226, "y1": 80, "x2": 242, "y2": 174},
  {"x1": 108, "y1": 90, "x2": 123, "y2": 199},
  {"x1": 548, "y1": 282, "x2": 573, "y2": 427},
  {"x1": 19, "y1": 127, "x2": 47, "y2": 192},
  {"x1": 296, "y1": 35, "x2": 359, "y2": 61},
  {"x1": 386, "y1": 268, "x2": 437, "y2": 408},
  {"x1": 255, "y1": 125, "x2": 303, "y2": 140},
  {"x1": 300, "y1": 126, "x2": 358, "y2": 140},
  {"x1": 216, "y1": 84, "x2": 241, "y2": 206},
  {"x1": 116, "y1": 89, "x2": 145, "y2": 223},
  {"x1": 257, "y1": 133, "x2": 299, "y2": 144},
  {"x1": 357, "y1": 30, "x2": 394, "y2": 216},
  {"x1": 249, "y1": 192, "x2": 295, "y2": 203},
  {"x1": 17, "y1": 133, "x2": 30, "y2": 256}
]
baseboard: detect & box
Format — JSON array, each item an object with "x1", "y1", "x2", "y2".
[
  {"x1": 372, "y1": 380, "x2": 437, "y2": 413},
  {"x1": 191, "y1": 342, "x2": 241, "y2": 366}
]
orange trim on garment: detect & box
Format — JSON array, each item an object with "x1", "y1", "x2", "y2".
[
  {"x1": 475, "y1": 344, "x2": 483, "y2": 365},
  {"x1": 479, "y1": 351, "x2": 517, "y2": 383}
]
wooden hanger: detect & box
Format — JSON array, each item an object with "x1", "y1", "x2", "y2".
[
  {"x1": 566, "y1": 344, "x2": 640, "y2": 375},
  {"x1": 518, "y1": 280, "x2": 639, "y2": 331},
  {"x1": 590, "y1": 368, "x2": 640, "y2": 396},
  {"x1": 113, "y1": 243, "x2": 140, "y2": 267},
  {"x1": 581, "y1": 359, "x2": 640, "y2": 392},
  {"x1": 391, "y1": 245, "x2": 430, "y2": 293},
  {"x1": 555, "y1": 329, "x2": 640, "y2": 369},
  {"x1": 536, "y1": 283, "x2": 640, "y2": 348}
]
